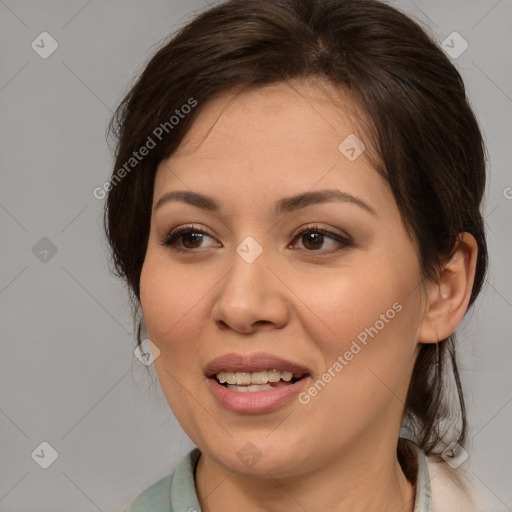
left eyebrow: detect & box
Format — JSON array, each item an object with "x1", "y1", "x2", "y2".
[
  {"x1": 276, "y1": 189, "x2": 378, "y2": 217},
  {"x1": 154, "y1": 188, "x2": 378, "y2": 217}
]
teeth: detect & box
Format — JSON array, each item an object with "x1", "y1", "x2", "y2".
[
  {"x1": 216, "y1": 369, "x2": 303, "y2": 385},
  {"x1": 227, "y1": 384, "x2": 273, "y2": 392},
  {"x1": 267, "y1": 370, "x2": 281, "y2": 382},
  {"x1": 281, "y1": 371, "x2": 293, "y2": 382},
  {"x1": 252, "y1": 371, "x2": 268, "y2": 384},
  {"x1": 236, "y1": 372, "x2": 252, "y2": 385},
  {"x1": 224, "y1": 372, "x2": 236, "y2": 385}
]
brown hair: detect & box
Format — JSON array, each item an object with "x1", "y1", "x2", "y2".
[{"x1": 104, "y1": 0, "x2": 487, "y2": 461}]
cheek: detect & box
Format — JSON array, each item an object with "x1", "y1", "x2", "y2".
[
  {"x1": 285, "y1": 253, "x2": 422, "y2": 398},
  {"x1": 283, "y1": 258, "x2": 412, "y2": 348},
  {"x1": 140, "y1": 255, "x2": 213, "y2": 423},
  {"x1": 294, "y1": 266, "x2": 421, "y2": 414},
  {"x1": 140, "y1": 254, "x2": 211, "y2": 346},
  {"x1": 139, "y1": 252, "x2": 225, "y2": 401}
]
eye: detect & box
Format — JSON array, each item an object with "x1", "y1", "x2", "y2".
[
  {"x1": 290, "y1": 225, "x2": 351, "y2": 252},
  {"x1": 159, "y1": 224, "x2": 351, "y2": 253},
  {"x1": 159, "y1": 225, "x2": 221, "y2": 251}
]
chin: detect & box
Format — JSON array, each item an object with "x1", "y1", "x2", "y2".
[{"x1": 204, "y1": 438, "x2": 309, "y2": 479}]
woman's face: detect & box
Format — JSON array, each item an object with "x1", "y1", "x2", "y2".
[{"x1": 140, "y1": 80, "x2": 430, "y2": 477}]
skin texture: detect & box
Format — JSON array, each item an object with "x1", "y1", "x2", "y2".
[{"x1": 139, "y1": 79, "x2": 478, "y2": 512}]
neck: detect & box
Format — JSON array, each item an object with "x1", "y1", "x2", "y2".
[{"x1": 195, "y1": 436, "x2": 416, "y2": 512}]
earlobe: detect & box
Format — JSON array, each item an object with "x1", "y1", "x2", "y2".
[{"x1": 417, "y1": 233, "x2": 478, "y2": 344}]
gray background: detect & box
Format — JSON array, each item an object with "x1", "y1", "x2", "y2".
[{"x1": 0, "y1": 1, "x2": 510, "y2": 511}]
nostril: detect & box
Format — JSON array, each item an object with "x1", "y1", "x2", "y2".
[
  {"x1": 254, "y1": 320, "x2": 271, "y2": 326},
  {"x1": 215, "y1": 320, "x2": 230, "y2": 330}
]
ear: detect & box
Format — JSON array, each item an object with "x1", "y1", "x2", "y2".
[{"x1": 417, "y1": 232, "x2": 479, "y2": 344}]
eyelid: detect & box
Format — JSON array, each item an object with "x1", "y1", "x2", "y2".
[{"x1": 291, "y1": 224, "x2": 352, "y2": 246}]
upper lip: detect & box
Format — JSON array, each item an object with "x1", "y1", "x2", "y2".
[{"x1": 204, "y1": 352, "x2": 312, "y2": 377}]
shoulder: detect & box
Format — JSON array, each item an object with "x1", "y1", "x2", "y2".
[
  {"x1": 426, "y1": 458, "x2": 508, "y2": 512},
  {"x1": 123, "y1": 473, "x2": 173, "y2": 512},
  {"x1": 401, "y1": 438, "x2": 507, "y2": 512},
  {"x1": 123, "y1": 448, "x2": 202, "y2": 512}
]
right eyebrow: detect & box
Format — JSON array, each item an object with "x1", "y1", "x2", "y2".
[{"x1": 154, "y1": 190, "x2": 221, "y2": 212}]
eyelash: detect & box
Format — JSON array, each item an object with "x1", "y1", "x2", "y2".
[{"x1": 159, "y1": 224, "x2": 352, "y2": 253}]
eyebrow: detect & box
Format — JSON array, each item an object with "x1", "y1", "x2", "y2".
[{"x1": 154, "y1": 189, "x2": 377, "y2": 217}]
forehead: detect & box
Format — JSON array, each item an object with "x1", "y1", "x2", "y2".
[
  {"x1": 153, "y1": 80, "x2": 391, "y2": 217},
  {"x1": 172, "y1": 79, "x2": 361, "y2": 162}
]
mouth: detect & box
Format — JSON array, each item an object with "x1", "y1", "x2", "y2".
[
  {"x1": 204, "y1": 353, "x2": 312, "y2": 412},
  {"x1": 213, "y1": 369, "x2": 308, "y2": 392}
]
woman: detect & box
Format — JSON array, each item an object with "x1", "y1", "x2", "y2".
[{"x1": 104, "y1": 0, "x2": 504, "y2": 510}]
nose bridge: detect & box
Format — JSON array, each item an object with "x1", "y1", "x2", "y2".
[
  {"x1": 221, "y1": 247, "x2": 270, "y2": 308},
  {"x1": 226, "y1": 233, "x2": 270, "y2": 292},
  {"x1": 211, "y1": 243, "x2": 288, "y2": 332}
]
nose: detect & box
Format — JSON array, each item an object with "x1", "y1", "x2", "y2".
[{"x1": 211, "y1": 253, "x2": 289, "y2": 334}]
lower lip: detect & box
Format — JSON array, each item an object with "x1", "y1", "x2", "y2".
[{"x1": 208, "y1": 377, "x2": 310, "y2": 414}]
